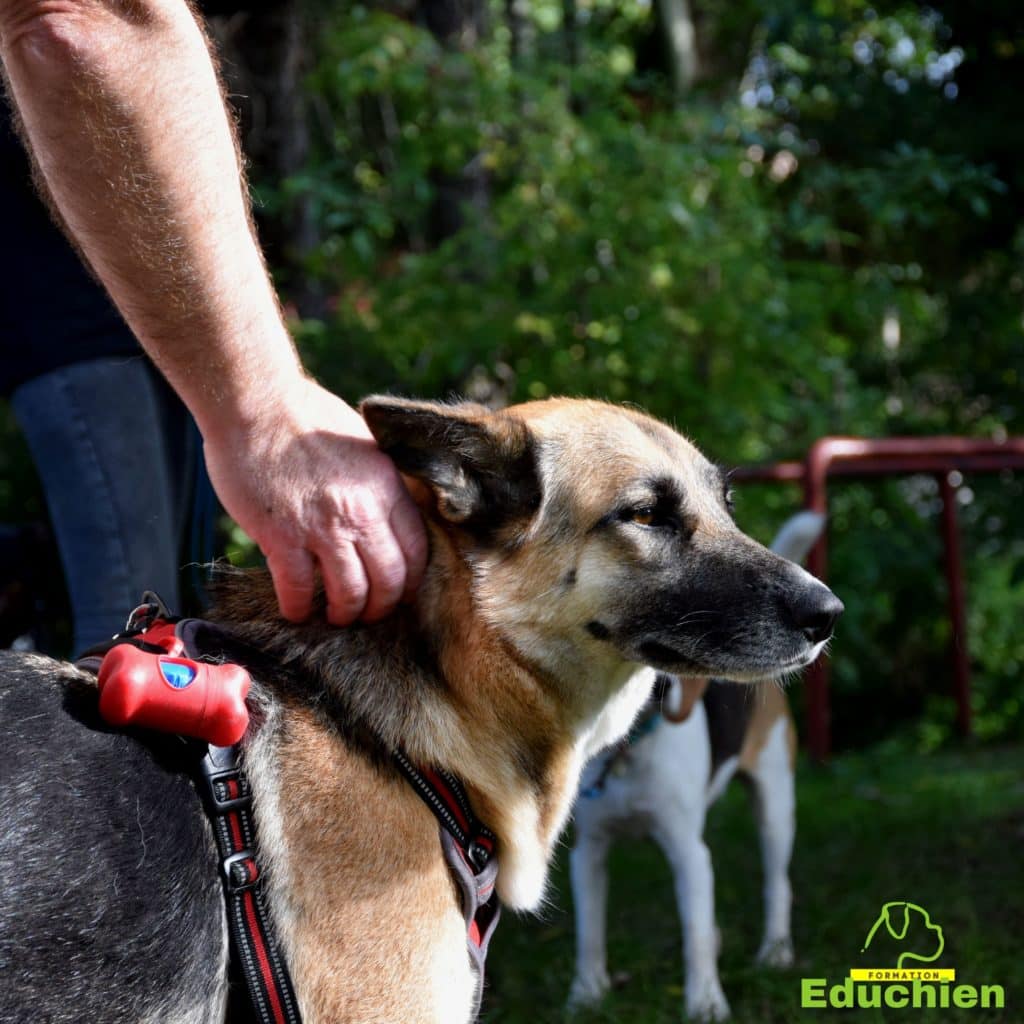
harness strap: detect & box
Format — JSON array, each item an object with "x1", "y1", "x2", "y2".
[
  {"x1": 393, "y1": 750, "x2": 496, "y2": 873},
  {"x1": 75, "y1": 592, "x2": 181, "y2": 673},
  {"x1": 75, "y1": 595, "x2": 303, "y2": 1024},
  {"x1": 198, "y1": 745, "x2": 302, "y2": 1024},
  {"x1": 394, "y1": 752, "x2": 501, "y2": 1021},
  {"x1": 79, "y1": 593, "x2": 501, "y2": 1023}
]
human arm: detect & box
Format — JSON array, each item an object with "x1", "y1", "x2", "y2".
[{"x1": 0, "y1": 0, "x2": 427, "y2": 622}]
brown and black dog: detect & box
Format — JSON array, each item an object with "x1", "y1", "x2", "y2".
[{"x1": 0, "y1": 397, "x2": 841, "y2": 1024}]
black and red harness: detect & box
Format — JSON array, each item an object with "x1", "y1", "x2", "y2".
[{"x1": 77, "y1": 596, "x2": 501, "y2": 1024}]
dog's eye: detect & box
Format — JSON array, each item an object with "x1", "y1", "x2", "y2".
[
  {"x1": 626, "y1": 506, "x2": 677, "y2": 530},
  {"x1": 724, "y1": 486, "x2": 735, "y2": 514}
]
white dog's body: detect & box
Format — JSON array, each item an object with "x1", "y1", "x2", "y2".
[{"x1": 569, "y1": 512, "x2": 825, "y2": 1021}]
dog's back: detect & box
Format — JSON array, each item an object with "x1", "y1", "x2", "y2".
[{"x1": 0, "y1": 653, "x2": 226, "y2": 1024}]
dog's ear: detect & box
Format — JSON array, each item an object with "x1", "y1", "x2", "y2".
[{"x1": 361, "y1": 396, "x2": 541, "y2": 531}]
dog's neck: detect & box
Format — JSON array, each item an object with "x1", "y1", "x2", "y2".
[{"x1": 210, "y1": 537, "x2": 652, "y2": 910}]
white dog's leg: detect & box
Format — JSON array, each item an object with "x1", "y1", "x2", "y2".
[
  {"x1": 567, "y1": 830, "x2": 612, "y2": 1009},
  {"x1": 750, "y1": 717, "x2": 795, "y2": 968},
  {"x1": 654, "y1": 815, "x2": 730, "y2": 1022}
]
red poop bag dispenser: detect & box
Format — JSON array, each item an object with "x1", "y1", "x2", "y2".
[{"x1": 97, "y1": 637, "x2": 251, "y2": 747}]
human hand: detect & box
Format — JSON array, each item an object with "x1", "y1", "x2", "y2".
[{"x1": 202, "y1": 377, "x2": 428, "y2": 625}]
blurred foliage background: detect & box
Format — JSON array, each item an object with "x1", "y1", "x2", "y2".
[
  {"x1": 248, "y1": 0, "x2": 1024, "y2": 752},
  {"x1": 4, "y1": 0, "x2": 1022, "y2": 750}
]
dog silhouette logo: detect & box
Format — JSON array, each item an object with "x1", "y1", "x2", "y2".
[
  {"x1": 860, "y1": 902, "x2": 945, "y2": 970},
  {"x1": 801, "y1": 900, "x2": 1005, "y2": 1010}
]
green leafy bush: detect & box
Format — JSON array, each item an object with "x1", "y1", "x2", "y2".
[{"x1": 271, "y1": 2, "x2": 1022, "y2": 749}]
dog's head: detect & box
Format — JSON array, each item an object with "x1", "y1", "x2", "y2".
[{"x1": 362, "y1": 397, "x2": 842, "y2": 693}]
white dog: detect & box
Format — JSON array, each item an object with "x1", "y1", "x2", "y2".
[{"x1": 568, "y1": 512, "x2": 826, "y2": 1021}]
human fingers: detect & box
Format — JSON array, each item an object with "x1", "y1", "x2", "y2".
[
  {"x1": 265, "y1": 546, "x2": 317, "y2": 622},
  {"x1": 315, "y1": 537, "x2": 371, "y2": 626},
  {"x1": 389, "y1": 489, "x2": 428, "y2": 603},
  {"x1": 352, "y1": 518, "x2": 409, "y2": 623}
]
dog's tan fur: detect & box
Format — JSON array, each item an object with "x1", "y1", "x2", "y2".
[
  {"x1": 197, "y1": 396, "x2": 835, "y2": 1023},
  {"x1": 274, "y1": 708, "x2": 474, "y2": 1024}
]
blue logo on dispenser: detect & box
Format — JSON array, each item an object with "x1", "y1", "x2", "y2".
[{"x1": 160, "y1": 660, "x2": 197, "y2": 689}]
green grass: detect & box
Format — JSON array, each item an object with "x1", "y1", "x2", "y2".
[{"x1": 483, "y1": 745, "x2": 1024, "y2": 1023}]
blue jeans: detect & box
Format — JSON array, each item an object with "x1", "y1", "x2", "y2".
[{"x1": 13, "y1": 356, "x2": 196, "y2": 653}]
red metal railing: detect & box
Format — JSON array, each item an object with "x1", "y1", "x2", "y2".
[{"x1": 733, "y1": 436, "x2": 1024, "y2": 760}]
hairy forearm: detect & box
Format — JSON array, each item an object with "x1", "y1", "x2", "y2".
[
  {"x1": 2, "y1": 0, "x2": 430, "y2": 625},
  {"x1": 0, "y1": 0, "x2": 302, "y2": 438}
]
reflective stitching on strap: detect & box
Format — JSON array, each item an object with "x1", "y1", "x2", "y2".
[
  {"x1": 394, "y1": 754, "x2": 502, "y2": 1021},
  {"x1": 200, "y1": 746, "x2": 303, "y2": 1024}
]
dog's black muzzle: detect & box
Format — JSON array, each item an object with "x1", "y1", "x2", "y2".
[{"x1": 616, "y1": 533, "x2": 844, "y2": 677}]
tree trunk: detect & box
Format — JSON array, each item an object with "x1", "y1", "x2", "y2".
[
  {"x1": 505, "y1": 0, "x2": 533, "y2": 66},
  {"x1": 655, "y1": 0, "x2": 700, "y2": 97},
  {"x1": 418, "y1": 0, "x2": 491, "y2": 243},
  {"x1": 207, "y1": 0, "x2": 325, "y2": 317},
  {"x1": 420, "y1": 0, "x2": 486, "y2": 49}
]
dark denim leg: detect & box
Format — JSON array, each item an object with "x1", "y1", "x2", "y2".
[{"x1": 12, "y1": 356, "x2": 195, "y2": 653}]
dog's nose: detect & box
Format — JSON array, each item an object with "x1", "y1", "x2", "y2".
[{"x1": 787, "y1": 584, "x2": 844, "y2": 644}]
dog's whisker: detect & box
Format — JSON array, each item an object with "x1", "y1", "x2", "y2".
[{"x1": 669, "y1": 609, "x2": 717, "y2": 630}]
